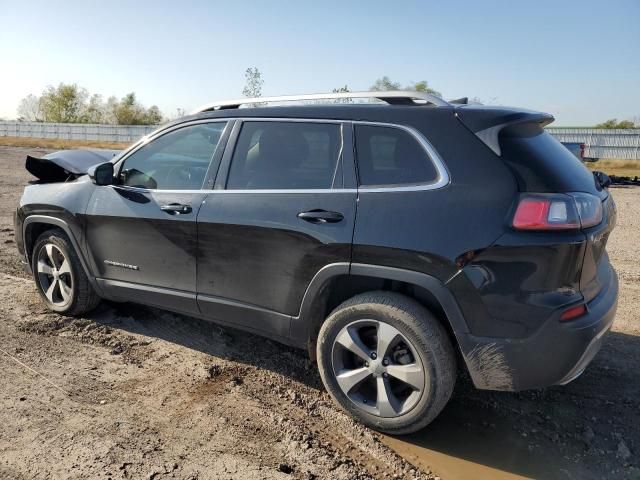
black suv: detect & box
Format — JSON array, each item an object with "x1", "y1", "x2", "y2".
[{"x1": 15, "y1": 91, "x2": 618, "y2": 434}]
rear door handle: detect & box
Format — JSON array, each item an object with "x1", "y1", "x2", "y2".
[
  {"x1": 297, "y1": 209, "x2": 344, "y2": 224},
  {"x1": 161, "y1": 203, "x2": 192, "y2": 215}
]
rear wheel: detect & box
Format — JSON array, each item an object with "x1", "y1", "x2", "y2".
[
  {"x1": 317, "y1": 291, "x2": 456, "y2": 434},
  {"x1": 32, "y1": 230, "x2": 101, "y2": 315}
]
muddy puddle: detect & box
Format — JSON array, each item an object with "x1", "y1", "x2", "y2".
[{"x1": 383, "y1": 394, "x2": 586, "y2": 480}]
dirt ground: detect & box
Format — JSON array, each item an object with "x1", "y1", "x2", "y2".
[{"x1": 0, "y1": 146, "x2": 638, "y2": 480}]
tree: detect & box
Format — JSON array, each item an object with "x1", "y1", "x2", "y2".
[
  {"x1": 40, "y1": 83, "x2": 88, "y2": 122},
  {"x1": 143, "y1": 105, "x2": 163, "y2": 125},
  {"x1": 410, "y1": 80, "x2": 441, "y2": 98},
  {"x1": 617, "y1": 120, "x2": 636, "y2": 129},
  {"x1": 104, "y1": 96, "x2": 120, "y2": 124},
  {"x1": 331, "y1": 85, "x2": 352, "y2": 103},
  {"x1": 595, "y1": 118, "x2": 636, "y2": 129},
  {"x1": 17, "y1": 85, "x2": 164, "y2": 125},
  {"x1": 468, "y1": 96, "x2": 499, "y2": 105},
  {"x1": 17, "y1": 94, "x2": 43, "y2": 122},
  {"x1": 80, "y1": 94, "x2": 105, "y2": 124},
  {"x1": 112, "y1": 92, "x2": 140, "y2": 125},
  {"x1": 370, "y1": 76, "x2": 402, "y2": 91},
  {"x1": 595, "y1": 119, "x2": 618, "y2": 129},
  {"x1": 242, "y1": 67, "x2": 264, "y2": 98},
  {"x1": 370, "y1": 77, "x2": 442, "y2": 97},
  {"x1": 165, "y1": 108, "x2": 187, "y2": 121},
  {"x1": 109, "y1": 93, "x2": 164, "y2": 125}
]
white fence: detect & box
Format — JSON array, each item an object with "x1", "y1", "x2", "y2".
[
  {"x1": 1, "y1": 121, "x2": 639, "y2": 159},
  {"x1": 0, "y1": 121, "x2": 157, "y2": 143},
  {"x1": 546, "y1": 128, "x2": 640, "y2": 160}
]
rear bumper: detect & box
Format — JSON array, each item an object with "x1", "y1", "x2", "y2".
[{"x1": 459, "y1": 263, "x2": 618, "y2": 391}]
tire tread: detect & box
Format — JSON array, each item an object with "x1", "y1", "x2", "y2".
[
  {"x1": 317, "y1": 291, "x2": 456, "y2": 435},
  {"x1": 32, "y1": 229, "x2": 101, "y2": 316}
]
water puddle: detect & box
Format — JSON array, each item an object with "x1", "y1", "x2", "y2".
[{"x1": 382, "y1": 396, "x2": 581, "y2": 480}]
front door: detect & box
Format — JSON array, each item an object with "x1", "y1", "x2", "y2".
[
  {"x1": 196, "y1": 120, "x2": 356, "y2": 336},
  {"x1": 84, "y1": 120, "x2": 229, "y2": 314}
]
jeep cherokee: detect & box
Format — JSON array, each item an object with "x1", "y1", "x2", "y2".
[{"x1": 14, "y1": 91, "x2": 618, "y2": 434}]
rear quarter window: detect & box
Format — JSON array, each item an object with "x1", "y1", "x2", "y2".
[{"x1": 354, "y1": 125, "x2": 437, "y2": 187}]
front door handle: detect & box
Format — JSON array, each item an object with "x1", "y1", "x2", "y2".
[
  {"x1": 297, "y1": 209, "x2": 344, "y2": 224},
  {"x1": 161, "y1": 203, "x2": 192, "y2": 215}
]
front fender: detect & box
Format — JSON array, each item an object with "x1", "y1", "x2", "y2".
[
  {"x1": 17, "y1": 177, "x2": 101, "y2": 295},
  {"x1": 20, "y1": 214, "x2": 104, "y2": 296}
]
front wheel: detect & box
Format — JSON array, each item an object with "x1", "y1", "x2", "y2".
[
  {"x1": 317, "y1": 291, "x2": 456, "y2": 435},
  {"x1": 32, "y1": 230, "x2": 101, "y2": 316}
]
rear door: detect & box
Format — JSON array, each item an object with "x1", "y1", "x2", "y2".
[
  {"x1": 196, "y1": 119, "x2": 356, "y2": 337},
  {"x1": 84, "y1": 120, "x2": 230, "y2": 314}
]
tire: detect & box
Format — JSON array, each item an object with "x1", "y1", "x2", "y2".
[
  {"x1": 32, "y1": 229, "x2": 101, "y2": 316},
  {"x1": 317, "y1": 291, "x2": 456, "y2": 435}
]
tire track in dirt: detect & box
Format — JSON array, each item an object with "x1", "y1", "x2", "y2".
[{"x1": 0, "y1": 272, "x2": 433, "y2": 479}]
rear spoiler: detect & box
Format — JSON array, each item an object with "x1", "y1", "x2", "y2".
[{"x1": 455, "y1": 106, "x2": 554, "y2": 156}]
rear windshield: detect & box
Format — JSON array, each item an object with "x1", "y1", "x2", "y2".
[{"x1": 500, "y1": 124, "x2": 600, "y2": 195}]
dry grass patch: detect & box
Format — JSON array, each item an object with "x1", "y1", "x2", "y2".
[
  {"x1": 586, "y1": 159, "x2": 640, "y2": 178},
  {"x1": 0, "y1": 136, "x2": 131, "y2": 150}
]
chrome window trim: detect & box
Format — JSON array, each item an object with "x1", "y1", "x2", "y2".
[
  {"x1": 224, "y1": 118, "x2": 345, "y2": 191},
  {"x1": 112, "y1": 185, "x2": 357, "y2": 195},
  {"x1": 114, "y1": 118, "x2": 231, "y2": 168},
  {"x1": 111, "y1": 117, "x2": 450, "y2": 194},
  {"x1": 331, "y1": 123, "x2": 345, "y2": 187},
  {"x1": 235, "y1": 117, "x2": 343, "y2": 124},
  {"x1": 111, "y1": 185, "x2": 208, "y2": 195},
  {"x1": 113, "y1": 118, "x2": 231, "y2": 192}
]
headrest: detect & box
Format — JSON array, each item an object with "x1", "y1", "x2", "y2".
[{"x1": 258, "y1": 127, "x2": 309, "y2": 170}]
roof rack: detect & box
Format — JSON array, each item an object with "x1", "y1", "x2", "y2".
[{"x1": 191, "y1": 90, "x2": 451, "y2": 113}]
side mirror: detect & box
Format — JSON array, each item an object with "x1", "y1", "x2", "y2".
[{"x1": 88, "y1": 162, "x2": 114, "y2": 186}]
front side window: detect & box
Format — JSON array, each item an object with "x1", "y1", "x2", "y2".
[
  {"x1": 355, "y1": 125, "x2": 437, "y2": 187},
  {"x1": 119, "y1": 122, "x2": 226, "y2": 189},
  {"x1": 227, "y1": 121, "x2": 341, "y2": 190}
]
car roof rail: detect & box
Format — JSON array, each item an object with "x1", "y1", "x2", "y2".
[{"x1": 191, "y1": 90, "x2": 451, "y2": 113}]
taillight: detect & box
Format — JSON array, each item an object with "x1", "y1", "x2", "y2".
[
  {"x1": 571, "y1": 192, "x2": 604, "y2": 228},
  {"x1": 512, "y1": 193, "x2": 603, "y2": 231}
]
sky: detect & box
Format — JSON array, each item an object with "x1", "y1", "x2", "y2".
[{"x1": 0, "y1": 0, "x2": 638, "y2": 125}]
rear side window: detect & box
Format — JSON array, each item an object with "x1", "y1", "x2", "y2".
[
  {"x1": 355, "y1": 125, "x2": 437, "y2": 187},
  {"x1": 227, "y1": 121, "x2": 341, "y2": 190}
]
